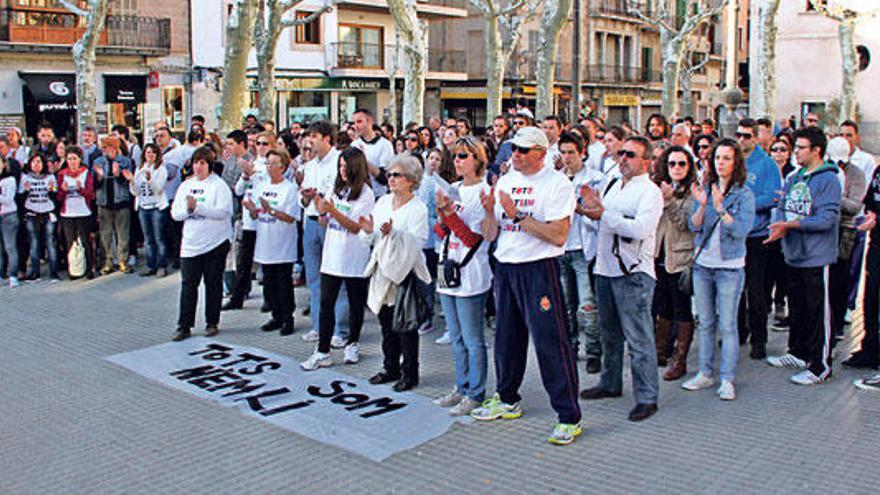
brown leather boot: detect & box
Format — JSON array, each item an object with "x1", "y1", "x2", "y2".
[
  {"x1": 664, "y1": 321, "x2": 695, "y2": 381},
  {"x1": 654, "y1": 317, "x2": 673, "y2": 367}
]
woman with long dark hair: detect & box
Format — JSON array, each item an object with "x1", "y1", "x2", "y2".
[
  {"x1": 682, "y1": 139, "x2": 755, "y2": 400},
  {"x1": 19, "y1": 153, "x2": 59, "y2": 281},
  {"x1": 129, "y1": 143, "x2": 169, "y2": 277},
  {"x1": 57, "y1": 146, "x2": 96, "y2": 280}
]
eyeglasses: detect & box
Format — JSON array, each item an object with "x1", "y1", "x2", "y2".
[
  {"x1": 455, "y1": 152, "x2": 471, "y2": 160},
  {"x1": 770, "y1": 147, "x2": 788, "y2": 153},
  {"x1": 735, "y1": 132, "x2": 753, "y2": 140},
  {"x1": 513, "y1": 145, "x2": 534, "y2": 154},
  {"x1": 697, "y1": 144, "x2": 711, "y2": 150},
  {"x1": 387, "y1": 171, "x2": 405, "y2": 179},
  {"x1": 617, "y1": 150, "x2": 638, "y2": 159},
  {"x1": 256, "y1": 141, "x2": 270, "y2": 146},
  {"x1": 668, "y1": 160, "x2": 689, "y2": 168}
]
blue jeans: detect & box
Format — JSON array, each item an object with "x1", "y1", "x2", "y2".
[
  {"x1": 0, "y1": 213, "x2": 19, "y2": 277},
  {"x1": 26, "y1": 215, "x2": 57, "y2": 278},
  {"x1": 139, "y1": 207, "x2": 167, "y2": 270},
  {"x1": 559, "y1": 250, "x2": 598, "y2": 357},
  {"x1": 303, "y1": 217, "x2": 349, "y2": 337},
  {"x1": 440, "y1": 291, "x2": 488, "y2": 401},
  {"x1": 693, "y1": 264, "x2": 746, "y2": 382},
  {"x1": 595, "y1": 273, "x2": 659, "y2": 404}
]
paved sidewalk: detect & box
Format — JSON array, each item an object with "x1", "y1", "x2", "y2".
[{"x1": 1, "y1": 272, "x2": 878, "y2": 494}]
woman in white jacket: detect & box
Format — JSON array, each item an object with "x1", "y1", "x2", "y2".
[{"x1": 128, "y1": 143, "x2": 169, "y2": 277}]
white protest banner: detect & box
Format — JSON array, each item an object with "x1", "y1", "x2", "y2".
[{"x1": 107, "y1": 338, "x2": 468, "y2": 461}]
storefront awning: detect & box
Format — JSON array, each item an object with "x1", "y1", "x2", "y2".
[
  {"x1": 19, "y1": 73, "x2": 76, "y2": 111},
  {"x1": 104, "y1": 75, "x2": 147, "y2": 104}
]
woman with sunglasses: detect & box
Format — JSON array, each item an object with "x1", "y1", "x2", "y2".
[
  {"x1": 651, "y1": 145, "x2": 698, "y2": 381},
  {"x1": 682, "y1": 139, "x2": 755, "y2": 400},
  {"x1": 691, "y1": 134, "x2": 716, "y2": 180}
]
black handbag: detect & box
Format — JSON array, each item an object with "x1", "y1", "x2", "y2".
[
  {"x1": 392, "y1": 272, "x2": 428, "y2": 334},
  {"x1": 437, "y1": 232, "x2": 482, "y2": 290}
]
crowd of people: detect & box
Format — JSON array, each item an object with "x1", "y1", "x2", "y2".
[{"x1": 3, "y1": 106, "x2": 880, "y2": 446}]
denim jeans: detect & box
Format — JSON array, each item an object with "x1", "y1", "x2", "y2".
[
  {"x1": 595, "y1": 273, "x2": 659, "y2": 404},
  {"x1": 26, "y1": 215, "x2": 57, "y2": 277},
  {"x1": 440, "y1": 291, "x2": 488, "y2": 401},
  {"x1": 693, "y1": 264, "x2": 745, "y2": 382},
  {"x1": 0, "y1": 213, "x2": 20, "y2": 277},
  {"x1": 139, "y1": 207, "x2": 167, "y2": 271},
  {"x1": 303, "y1": 217, "x2": 349, "y2": 338},
  {"x1": 559, "y1": 250, "x2": 598, "y2": 357}
]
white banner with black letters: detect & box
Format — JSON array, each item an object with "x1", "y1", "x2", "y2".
[{"x1": 107, "y1": 338, "x2": 468, "y2": 461}]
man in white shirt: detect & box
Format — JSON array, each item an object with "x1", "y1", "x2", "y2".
[
  {"x1": 351, "y1": 108, "x2": 393, "y2": 197},
  {"x1": 841, "y1": 120, "x2": 877, "y2": 181},
  {"x1": 471, "y1": 126, "x2": 583, "y2": 446},
  {"x1": 541, "y1": 115, "x2": 564, "y2": 170},
  {"x1": 579, "y1": 135, "x2": 664, "y2": 422},
  {"x1": 298, "y1": 121, "x2": 350, "y2": 345}
]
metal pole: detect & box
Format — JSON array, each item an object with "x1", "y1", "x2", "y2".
[{"x1": 570, "y1": 0, "x2": 581, "y2": 122}]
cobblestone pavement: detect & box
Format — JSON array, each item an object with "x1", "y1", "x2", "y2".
[{"x1": 1, "y1": 270, "x2": 878, "y2": 494}]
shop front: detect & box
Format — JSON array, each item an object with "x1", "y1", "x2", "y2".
[
  {"x1": 19, "y1": 72, "x2": 76, "y2": 140},
  {"x1": 105, "y1": 74, "x2": 147, "y2": 139}
]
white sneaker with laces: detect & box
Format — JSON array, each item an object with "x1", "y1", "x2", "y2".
[
  {"x1": 681, "y1": 372, "x2": 715, "y2": 391},
  {"x1": 301, "y1": 351, "x2": 332, "y2": 371},
  {"x1": 717, "y1": 381, "x2": 736, "y2": 400},
  {"x1": 449, "y1": 397, "x2": 480, "y2": 416},
  {"x1": 330, "y1": 335, "x2": 346, "y2": 349},
  {"x1": 432, "y1": 390, "x2": 463, "y2": 407},
  {"x1": 790, "y1": 370, "x2": 825, "y2": 385},
  {"x1": 343, "y1": 343, "x2": 360, "y2": 364},
  {"x1": 435, "y1": 331, "x2": 451, "y2": 345},
  {"x1": 9, "y1": 276, "x2": 19, "y2": 288},
  {"x1": 301, "y1": 329, "x2": 319, "y2": 342},
  {"x1": 853, "y1": 372, "x2": 880, "y2": 391},
  {"x1": 766, "y1": 353, "x2": 807, "y2": 369}
]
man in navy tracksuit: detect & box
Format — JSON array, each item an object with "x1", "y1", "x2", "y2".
[
  {"x1": 765, "y1": 127, "x2": 841, "y2": 385},
  {"x1": 736, "y1": 118, "x2": 782, "y2": 359},
  {"x1": 471, "y1": 127, "x2": 583, "y2": 446}
]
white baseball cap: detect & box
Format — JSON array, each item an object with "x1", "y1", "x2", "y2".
[
  {"x1": 509, "y1": 126, "x2": 549, "y2": 150},
  {"x1": 826, "y1": 136, "x2": 851, "y2": 163}
]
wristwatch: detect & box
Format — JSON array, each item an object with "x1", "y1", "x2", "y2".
[{"x1": 513, "y1": 211, "x2": 527, "y2": 223}]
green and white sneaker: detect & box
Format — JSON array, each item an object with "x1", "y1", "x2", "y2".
[
  {"x1": 548, "y1": 423, "x2": 583, "y2": 445},
  {"x1": 470, "y1": 393, "x2": 523, "y2": 421}
]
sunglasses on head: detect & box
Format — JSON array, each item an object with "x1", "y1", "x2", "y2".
[
  {"x1": 455, "y1": 152, "x2": 471, "y2": 160},
  {"x1": 668, "y1": 160, "x2": 689, "y2": 168},
  {"x1": 617, "y1": 149, "x2": 637, "y2": 159},
  {"x1": 735, "y1": 132, "x2": 753, "y2": 139},
  {"x1": 256, "y1": 141, "x2": 270, "y2": 146},
  {"x1": 387, "y1": 171, "x2": 405, "y2": 179},
  {"x1": 770, "y1": 146, "x2": 788, "y2": 153},
  {"x1": 513, "y1": 145, "x2": 534, "y2": 154}
]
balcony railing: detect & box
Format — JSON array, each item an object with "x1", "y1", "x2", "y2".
[
  {"x1": 329, "y1": 42, "x2": 466, "y2": 73},
  {"x1": 592, "y1": 0, "x2": 647, "y2": 18},
  {"x1": 0, "y1": 8, "x2": 171, "y2": 53},
  {"x1": 640, "y1": 65, "x2": 663, "y2": 83},
  {"x1": 587, "y1": 64, "x2": 641, "y2": 83}
]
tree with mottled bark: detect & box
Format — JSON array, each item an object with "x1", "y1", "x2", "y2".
[
  {"x1": 679, "y1": 43, "x2": 711, "y2": 119},
  {"x1": 220, "y1": 0, "x2": 259, "y2": 133},
  {"x1": 810, "y1": 0, "x2": 880, "y2": 123},
  {"x1": 468, "y1": 0, "x2": 540, "y2": 125},
  {"x1": 387, "y1": 0, "x2": 428, "y2": 126},
  {"x1": 749, "y1": 0, "x2": 782, "y2": 120},
  {"x1": 630, "y1": 0, "x2": 729, "y2": 117},
  {"x1": 534, "y1": 0, "x2": 571, "y2": 120},
  {"x1": 386, "y1": 31, "x2": 402, "y2": 128},
  {"x1": 59, "y1": 0, "x2": 110, "y2": 137},
  {"x1": 254, "y1": 0, "x2": 333, "y2": 122}
]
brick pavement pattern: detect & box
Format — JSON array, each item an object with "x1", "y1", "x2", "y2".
[{"x1": 1, "y1": 272, "x2": 879, "y2": 494}]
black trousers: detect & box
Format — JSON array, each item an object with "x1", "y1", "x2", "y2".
[
  {"x1": 738, "y1": 236, "x2": 771, "y2": 346},
  {"x1": 857, "y1": 244, "x2": 880, "y2": 362},
  {"x1": 229, "y1": 229, "x2": 256, "y2": 304},
  {"x1": 178, "y1": 241, "x2": 230, "y2": 329},
  {"x1": 787, "y1": 265, "x2": 833, "y2": 378},
  {"x1": 61, "y1": 216, "x2": 94, "y2": 275},
  {"x1": 652, "y1": 262, "x2": 694, "y2": 323},
  {"x1": 378, "y1": 305, "x2": 419, "y2": 380},
  {"x1": 828, "y1": 250, "x2": 855, "y2": 338},
  {"x1": 262, "y1": 262, "x2": 295, "y2": 323},
  {"x1": 318, "y1": 274, "x2": 368, "y2": 353},
  {"x1": 163, "y1": 206, "x2": 182, "y2": 267},
  {"x1": 765, "y1": 239, "x2": 787, "y2": 308}
]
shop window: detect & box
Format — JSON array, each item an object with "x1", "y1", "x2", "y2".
[
  {"x1": 108, "y1": 103, "x2": 142, "y2": 135},
  {"x1": 162, "y1": 86, "x2": 185, "y2": 131},
  {"x1": 295, "y1": 11, "x2": 321, "y2": 45}
]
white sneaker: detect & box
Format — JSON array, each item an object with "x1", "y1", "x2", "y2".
[
  {"x1": 681, "y1": 372, "x2": 715, "y2": 391},
  {"x1": 9, "y1": 276, "x2": 19, "y2": 288},
  {"x1": 301, "y1": 329, "x2": 319, "y2": 342},
  {"x1": 435, "y1": 331, "x2": 451, "y2": 345},
  {"x1": 853, "y1": 372, "x2": 880, "y2": 391},
  {"x1": 790, "y1": 370, "x2": 826, "y2": 385},
  {"x1": 417, "y1": 320, "x2": 434, "y2": 335},
  {"x1": 127, "y1": 255, "x2": 137, "y2": 267},
  {"x1": 449, "y1": 397, "x2": 480, "y2": 416},
  {"x1": 343, "y1": 343, "x2": 360, "y2": 364},
  {"x1": 766, "y1": 353, "x2": 807, "y2": 370},
  {"x1": 717, "y1": 381, "x2": 736, "y2": 400},
  {"x1": 330, "y1": 335, "x2": 346, "y2": 349},
  {"x1": 301, "y1": 351, "x2": 332, "y2": 371},
  {"x1": 432, "y1": 390, "x2": 463, "y2": 407}
]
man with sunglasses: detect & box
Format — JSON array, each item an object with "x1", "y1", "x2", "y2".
[
  {"x1": 578, "y1": 136, "x2": 663, "y2": 422},
  {"x1": 472, "y1": 126, "x2": 583, "y2": 445},
  {"x1": 490, "y1": 109, "x2": 534, "y2": 180},
  {"x1": 735, "y1": 118, "x2": 782, "y2": 360}
]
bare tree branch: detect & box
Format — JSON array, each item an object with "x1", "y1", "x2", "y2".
[
  {"x1": 279, "y1": 3, "x2": 333, "y2": 27},
  {"x1": 58, "y1": 0, "x2": 88, "y2": 17}
]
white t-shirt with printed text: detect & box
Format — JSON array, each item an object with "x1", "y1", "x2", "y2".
[
  {"x1": 252, "y1": 179, "x2": 300, "y2": 265},
  {"x1": 321, "y1": 186, "x2": 375, "y2": 277}
]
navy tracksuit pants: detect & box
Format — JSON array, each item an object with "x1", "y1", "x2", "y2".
[{"x1": 494, "y1": 258, "x2": 582, "y2": 424}]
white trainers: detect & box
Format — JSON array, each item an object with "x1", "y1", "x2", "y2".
[
  {"x1": 301, "y1": 329, "x2": 319, "y2": 342},
  {"x1": 330, "y1": 335, "x2": 346, "y2": 349},
  {"x1": 766, "y1": 353, "x2": 807, "y2": 370},
  {"x1": 343, "y1": 343, "x2": 360, "y2": 364},
  {"x1": 449, "y1": 397, "x2": 480, "y2": 416},
  {"x1": 853, "y1": 372, "x2": 880, "y2": 391},
  {"x1": 435, "y1": 331, "x2": 451, "y2": 345},
  {"x1": 432, "y1": 390, "x2": 463, "y2": 407},
  {"x1": 301, "y1": 351, "x2": 332, "y2": 371},
  {"x1": 790, "y1": 370, "x2": 826, "y2": 385},
  {"x1": 681, "y1": 372, "x2": 715, "y2": 391},
  {"x1": 9, "y1": 276, "x2": 19, "y2": 288},
  {"x1": 717, "y1": 381, "x2": 736, "y2": 400}
]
